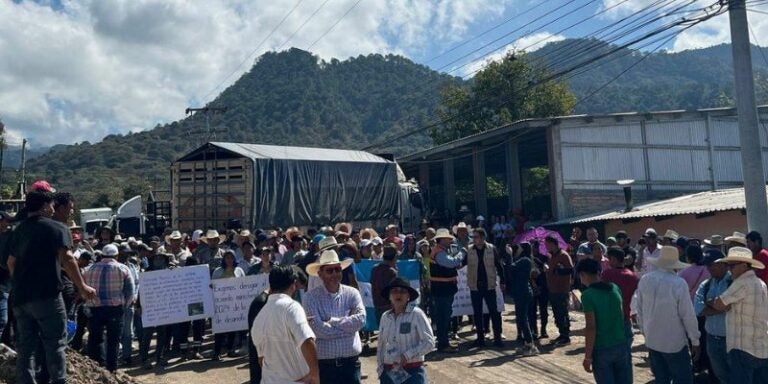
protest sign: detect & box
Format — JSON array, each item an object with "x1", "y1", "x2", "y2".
[
  {"x1": 140, "y1": 265, "x2": 213, "y2": 327},
  {"x1": 451, "y1": 266, "x2": 505, "y2": 317},
  {"x1": 211, "y1": 274, "x2": 270, "y2": 334}
]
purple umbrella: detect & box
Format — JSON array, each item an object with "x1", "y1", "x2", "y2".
[{"x1": 512, "y1": 227, "x2": 568, "y2": 256}]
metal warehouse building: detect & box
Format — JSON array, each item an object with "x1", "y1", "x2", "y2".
[{"x1": 399, "y1": 105, "x2": 768, "y2": 223}]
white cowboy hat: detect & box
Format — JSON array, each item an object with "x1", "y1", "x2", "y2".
[
  {"x1": 238, "y1": 229, "x2": 252, "y2": 238},
  {"x1": 649, "y1": 246, "x2": 690, "y2": 270},
  {"x1": 725, "y1": 231, "x2": 748, "y2": 246},
  {"x1": 371, "y1": 236, "x2": 383, "y2": 246},
  {"x1": 318, "y1": 236, "x2": 339, "y2": 251},
  {"x1": 718, "y1": 246, "x2": 765, "y2": 269},
  {"x1": 704, "y1": 235, "x2": 724, "y2": 246},
  {"x1": 434, "y1": 228, "x2": 455, "y2": 241},
  {"x1": 452, "y1": 222, "x2": 471, "y2": 235},
  {"x1": 165, "y1": 230, "x2": 184, "y2": 244},
  {"x1": 114, "y1": 234, "x2": 126, "y2": 242},
  {"x1": 663, "y1": 229, "x2": 679, "y2": 241},
  {"x1": 306, "y1": 250, "x2": 353, "y2": 276},
  {"x1": 201, "y1": 229, "x2": 226, "y2": 244},
  {"x1": 476, "y1": 215, "x2": 485, "y2": 221}
]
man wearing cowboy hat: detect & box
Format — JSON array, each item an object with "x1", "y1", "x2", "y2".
[
  {"x1": 745, "y1": 231, "x2": 768, "y2": 285},
  {"x1": 704, "y1": 235, "x2": 725, "y2": 253},
  {"x1": 631, "y1": 246, "x2": 700, "y2": 384},
  {"x1": 302, "y1": 250, "x2": 365, "y2": 384},
  {"x1": 165, "y1": 230, "x2": 191, "y2": 266},
  {"x1": 662, "y1": 229, "x2": 680, "y2": 246},
  {"x1": 711, "y1": 246, "x2": 768, "y2": 382},
  {"x1": 193, "y1": 229, "x2": 226, "y2": 274},
  {"x1": 429, "y1": 228, "x2": 465, "y2": 353}
]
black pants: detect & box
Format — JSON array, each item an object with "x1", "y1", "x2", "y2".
[
  {"x1": 176, "y1": 319, "x2": 205, "y2": 352},
  {"x1": 249, "y1": 335, "x2": 261, "y2": 384},
  {"x1": 528, "y1": 292, "x2": 549, "y2": 335},
  {"x1": 549, "y1": 292, "x2": 570, "y2": 338},
  {"x1": 214, "y1": 332, "x2": 236, "y2": 356},
  {"x1": 470, "y1": 290, "x2": 502, "y2": 341},
  {"x1": 139, "y1": 325, "x2": 168, "y2": 363},
  {"x1": 318, "y1": 356, "x2": 361, "y2": 384},
  {"x1": 87, "y1": 306, "x2": 124, "y2": 372}
]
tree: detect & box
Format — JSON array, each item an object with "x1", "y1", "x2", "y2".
[{"x1": 430, "y1": 52, "x2": 576, "y2": 144}]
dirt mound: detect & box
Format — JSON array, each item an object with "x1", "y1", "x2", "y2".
[{"x1": 0, "y1": 347, "x2": 141, "y2": 384}]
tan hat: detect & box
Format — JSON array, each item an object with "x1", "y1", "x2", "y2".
[
  {"x1": 285, "y1": 227, "x2": 304, "y2": 242},
  {"x1": 306, "y1": 250, "x2": 353, "y2": 276},
  {"x1": 649, "y1": 246, "x2": 690, "y2": 270},
  {"x1": 434, "y1": 228, "x2": 455, "y2": 241},
  {"x1": 725, "y1": 231, "x2": 748, "y2": 246},
  {"x1": 663, "y1": 229, "x2": 679, "y2": 241},
  {"x1": 452, "y1": 222, "x2": 471, "y2": 235},
  {"x1": 318, "y1": 236, "x2": 340, "y2": 251},
  {"x1": 334, "y1": 222, "x2": 353, "y2": 235},
  {"x1": 718, "y1": 246, "x2": 765, "y2": 269},
  {"x1": 201, "y1": 229, "x2": 226, "y2": 244},
  {"x1": 238, "y1": 229, "x2": 252, "y2": 238},
  {"x1": 360, "y1": 228, "x2": 379, "y2": 240},
  {"x1": 165, "y1": 230, "x2": 184, "y2": 244},
  {"x1": 704, "y1": 235, "x2": 724, "y2": 246}
]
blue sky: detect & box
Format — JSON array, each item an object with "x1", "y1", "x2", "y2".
[{"x1": 1, "y1": 0, "x2": 766, "y2": 147}]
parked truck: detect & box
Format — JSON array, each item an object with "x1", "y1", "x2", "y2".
[
  {"x1": 171, "y1": 142, "x2": 425, "y2": 233},
  {"x1": 80, "y1": 207, "x2": 113, "y2": 238}
]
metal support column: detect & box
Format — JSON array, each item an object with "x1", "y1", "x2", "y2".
[
  {"x1": 473, "y1": 148, "x2": 488, "y2": 217},
  {"x1": 506, "y1": 141, "x2": 522, "y2": 211}
]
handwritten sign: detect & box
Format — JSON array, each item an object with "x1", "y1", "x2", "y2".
[
  {"x1": 211, "y1": 274, "x2": 269, "y2": 334},
  {"x1": 451, "y1": 267, "x2": 505, "y2": 317},
  {"x1": 139, "y1": 265, "x2": 213, "y2": 327}
]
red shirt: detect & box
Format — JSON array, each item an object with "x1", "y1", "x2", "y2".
[
  {"x1": 601, "y1": 267, "x2": 639, "y2": 322},
  {"x1": 755, "y1": 249, "x2": 768, "y2": 284}
]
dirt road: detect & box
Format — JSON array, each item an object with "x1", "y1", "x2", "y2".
[{"x1": 122, "y1": 304, "x2": 664, "y2": 384}]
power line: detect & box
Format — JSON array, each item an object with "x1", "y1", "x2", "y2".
[
  {"x1": 200, "y1": 0, "x2": 306, "y2": 103},
  {"x1": 360, "y1": 1, "x2": 727, "y2": 151},
  {"x1": 306, "y1": 0, "x2": 365, "y2": 51},
  {"x1": 748, "y1": 23, "x2": 768, "y2": 69},
  {"x1": 276, "y1": 0, "x2": 334, "y2": 51}
]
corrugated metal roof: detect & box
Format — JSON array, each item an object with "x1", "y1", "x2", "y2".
[
  {"x1": 186, "y1": 142, "x2": 392, "y2": 164},
  {"x1": 557, "y1": 187, "x2": 754, "y2": 225}
]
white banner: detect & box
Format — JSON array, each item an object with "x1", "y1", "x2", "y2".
[
  {"x1": 451, "y1": 267, "x2": 505, "y2": 317},
  {"x1": 139, "y1": 265, "x2": 214, "y2": 327},
  {"x1": 211, "y1": 274, "x2": 269, "y2": 334}
]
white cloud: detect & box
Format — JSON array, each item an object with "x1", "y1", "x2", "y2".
[
  {"x1": 0, "y1": 0, "x2": 512, "y2": 147},
  {"x1": 461, "y1": 32, "x2": 566, "y2": 77}
]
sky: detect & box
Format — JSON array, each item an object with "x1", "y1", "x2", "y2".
[{"x1": 2, "y1": 0, "x2": 768, "y2": 148}]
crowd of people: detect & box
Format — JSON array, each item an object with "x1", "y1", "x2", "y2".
[{"x1": 2, "y1": 180, "x2": 768, "y2": 383}]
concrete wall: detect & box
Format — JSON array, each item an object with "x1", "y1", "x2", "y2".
[
  {"x1": 602, "y1": 210, "x2": 747, "y2": 242},
  {"x1": 565, "y1": 189, "x2": 698, "y2": 218}
]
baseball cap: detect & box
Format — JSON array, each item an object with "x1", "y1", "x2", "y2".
[
  {"x1": 359, "y1": 239, "x2": 372, "y2": 248},
  {"x1": 371, "y1": 237, "x2": 383, "y2": 246},
  {"x1": 102, "y1": 244, "x2": 119, "y2": 257},
  {"x1": 702, "y1": 249, "x2": 726, "y2": 266},
  {"x1": 643, "y1": 228, "x2": 658, "y2": 238},
  {"x1": 30, "y1": 180, "x2": 56, "y2": 193}
]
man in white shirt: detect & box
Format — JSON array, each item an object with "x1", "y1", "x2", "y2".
[
  {"x1": 712, "y1": 246, "x2": 768, "y2": 382},
  {"x1": 637, "y1": 228, "x2": 661, "y2": 276},
  {"x1": 631, "y1": 246, "x2": 700, "y2": 384},
  {"x1": 252, "y1": 265, "x2": 319, "y2": 384}
]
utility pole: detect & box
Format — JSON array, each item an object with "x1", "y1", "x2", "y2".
[
  {"x1": 14, "y1": 139, "x2": 27, "y2": 200},
  {"x1": 185, "y1": 107, "x2": 228, "y2": 145},
  {"x1": 728, "y1": 0, "x2": 768, "y2": 234}
]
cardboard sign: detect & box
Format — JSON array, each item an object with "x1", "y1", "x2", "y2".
[
  {"x1": 211, "y1": 274, "x2": 270, "y2": 334},
  {"x1": 139, "y1": 265, "x2": 213, "y2": 327}
]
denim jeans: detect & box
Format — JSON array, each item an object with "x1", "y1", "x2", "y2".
[
  {"x1": 514, "y1": 295, "x2": 533, "y2": 343},
  {"x1": 648, "y1": 346, "x2": 694, "y2": 384},
  {"x1": 14, "y1": 295, "x2": 68, "y2": 384},
  {"x1": 548, "y1": 292, "x2": 570, "y2": 338},
  {"x1": 87, "y1": 306, "x2": 124, "y2": 372},
  {"x1": 728, "y1": 348, "x2": 768, "y2": 383},
  {"x1": 624, "y1": 321, "x2": 633, "y2": 350},
  {"x1": 0, "y1": 291, "x2": 8, "y2": 335},
  {"x1": 528, "y1": 291, "x2": 548, "y2": 335},
  {"x1": 380, "y1": 365, "x2": 426, "y2": 384},
  {"x1": 430, "y1": 295, "x2": 455, "y2": 349},
  {"x1": 706, "y1": 335, "x2": 729, "y2": 384},
  {"x1": 592, "y1": 343, "x2": 633, "y2": 384},
  {"x1": 121, "y1": 306, "x2": 134, "y2": 361},
  {"x1": 470, "y1": 290, "x2": 502, "y2": 341},
  {"x1": 319, "y1": 357, "x2": 361, "y2": 384}
]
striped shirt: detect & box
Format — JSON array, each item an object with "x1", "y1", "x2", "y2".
[
  {"x1": 303, "y1": 284, "x2": 366, "y2": 360},
  {"x1": 83, "y1": 258, "x2": 135, "y2": 307},
  {"x1": 720, "y1": 270, "x2": 768, "y2": 358},
  {"x1": 376, "y1": 307, "x2": 435, "y2": 376}
]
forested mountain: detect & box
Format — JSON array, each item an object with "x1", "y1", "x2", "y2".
[
  {"x1": 18, "y1": 41, "x2": 768, "y2": 207},
  {"x1": 532, "y1": 38, "x2": 768, "y2": 113}
]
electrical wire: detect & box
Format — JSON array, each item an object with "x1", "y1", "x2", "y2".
[
  {"x1": 306, "y1": 0, "x2": 364, "y2": 51},
  {"x1": 200, "y1": 0, "x2": 306, "y2": 103},
  {"x1": 276, "y1": 0, "x2": 334, "y2": 51}
]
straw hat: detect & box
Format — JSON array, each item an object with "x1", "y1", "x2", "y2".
[
  {"x1": 663, "y1": 229, "x2": 679, "y2": 241},
  {"x1": 68, "y1": 220, "x2": 82, "y2": 231},
  {"x1": 165, "y1": 230, "x2": 184, "y2": 245},
  {"x1": 285, "y1": 227, "x2": 304, "y2": 242},
  {"x1": 306, "y1": 250, "x2": 353, "y2": 276},
  {"x1": 717, "y1": 246, "x2": 765, "y2": 269},
  {"x1": 649, "y1": 246, "x2": 690, "y2": 270},
  {"x1": 334, "y1": 222, "x2": 353, "y2": 235},
  {"x1": 318, "y1": 236, "x2": 340, "y2": 251},
  {"x1": 704, "y1": 235, "x2": 724, "y2": 246},
  {"x1": 725, "y1": 231, "x2": 748, "y2": 246},
  {"x1": 201, "y1": 229, "x2": 226, "y2": 244},
  {"x1": 360, "y1": 228, "x2": 379, "y2": 240},
  {"x1": 434, "y1": 228, "x2": 455, "y2": 241},
  {"x1": 452, "y1": 222, "x2": 471, "y2": 235}
]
